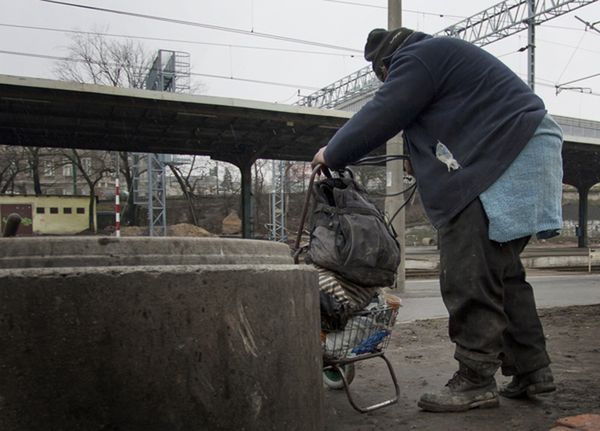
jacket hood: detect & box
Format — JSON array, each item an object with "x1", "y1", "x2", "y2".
[{"x1": 364, "y1": 29, "x2": 431, "y2": 81}]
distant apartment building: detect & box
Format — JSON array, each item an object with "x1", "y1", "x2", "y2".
[
  {"x1": 10, "y1": 152, "x2": 117, "y2": 199},
  {"x1": 8, "y1": 152, "x2": 188, "y2": 200}
]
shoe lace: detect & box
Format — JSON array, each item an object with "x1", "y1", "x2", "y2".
[{"x1": 445, "y1": 372, "x2": 464, "y2": 389}]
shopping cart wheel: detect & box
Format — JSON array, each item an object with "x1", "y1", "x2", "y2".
[{"x1": 323, "y1": 364, "x2": 355, "y2": 390}]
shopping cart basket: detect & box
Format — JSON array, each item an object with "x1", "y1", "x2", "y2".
[
  {"x1": 293, "y1": 165, "x2": 401, "y2": 413},
  {"x1": 322, "y1": 303, "x2": 400, "y2": 412}
]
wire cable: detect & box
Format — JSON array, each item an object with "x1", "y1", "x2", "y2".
[
  {"x1": 40, "y1": 0, "x2": 363, "y2": 53},
  {"x1": 352, "y1": 154, "x2": 410, "y2": 165},
  {"x1": 556, "y1": 29, "x2": 588, "y2": 84},
  {"x1": 189, "y1": 71, "x2": 321, "y2": 90},
  {"x1": 386, "y1": 183, "x2": 417, "y2": 228},
  {"x1": 0, "y1": 22, "x2": 360, "y2": 58},
  {"x1": 0, "y1": 48, "x2": 321, "y2": 90},
  {"x1": 322, "y1": 0, "x2": 466, "y2": 18},
  {"x1": 348, "y1": 154, "x2": 416, "y2": 227}
]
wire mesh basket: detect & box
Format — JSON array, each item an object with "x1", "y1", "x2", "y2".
[
  {"x1": 321, "y1": 304, "x2": 400, "y2": 413},
  {"x1": 322, "y1": 305, "x2": 399, "y2": 361}
]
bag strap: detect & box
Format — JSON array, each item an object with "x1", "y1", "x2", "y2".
[
  {"x1": 293, "y1": 165, "x2": 324, "y2": 263},
  {"x1": 314, "y1": 204, "x2": 383, "y2": 219}
]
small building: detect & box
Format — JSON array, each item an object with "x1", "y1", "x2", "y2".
[{"x1": 0, "y1": 195, "x2": 96, "y2": 235}]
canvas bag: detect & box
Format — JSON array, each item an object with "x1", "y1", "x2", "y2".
[{"x1": 306, "y1": 173, "x2": 400, "y2": 287}]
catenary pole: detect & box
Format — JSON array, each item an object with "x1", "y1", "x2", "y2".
[
  {"x1": 386, "y1": 0, "x2": 406, "y2": 292},
  {"x1": 528, "y1": 0, "x2": 536, "y2": 91}
]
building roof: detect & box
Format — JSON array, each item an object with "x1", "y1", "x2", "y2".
[
  {"x1": 0, "y1": 74, "x2": 352, "y2": 166},
  {"x1": 1, "y1": 74, "x2": 598, "y2": 189}
]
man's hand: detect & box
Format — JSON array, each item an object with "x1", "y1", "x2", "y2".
[{"x1": 311, "y1": 146, "x2": 327, "y2": 170}]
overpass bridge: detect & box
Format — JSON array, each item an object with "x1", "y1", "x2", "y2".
[
  {"x1": 0, "y1": 74, "x2": 351, "y2": 238},
  {"x1": 0, "y1": 74, "x2": 598, "y2": 245}
]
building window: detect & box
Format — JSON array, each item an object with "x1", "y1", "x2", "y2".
[
  {"x1": 82, "y1": 158, "x2": 92, "y2": 173},
  {"x1": 63, "y1": 163, "x2": 73, "y2": 177},
  {"x1": 36, "y1": 207, "x2": 45, "y2": 214},
  {"x1": 63, "y1": 208, "x2": 72, "y2": 214},
  {"x1": 50, "y1": 207, "x2": 59, "y2": 214},
  {"x1": 43, "y1": 160, "x2": 55, "y2": 177},
  {"x1": 76, "y1": 207, "x2": 85, "y2": 214}
]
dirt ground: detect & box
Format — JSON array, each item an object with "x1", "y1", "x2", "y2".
[{"x1": 323, "y1": 304, "x2": 600, "y2": 431}]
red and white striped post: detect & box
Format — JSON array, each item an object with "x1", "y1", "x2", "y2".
[{"x1": 115, "y1": 177, "x2": 121, "y2": 238}]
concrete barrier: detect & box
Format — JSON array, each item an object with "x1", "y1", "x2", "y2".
[
  {"x1": 0, "y1": 236, "x2": 294, "y2": 268},
  {"x1": 0, "y1": 237, "x2": 322, "y2": 431}
]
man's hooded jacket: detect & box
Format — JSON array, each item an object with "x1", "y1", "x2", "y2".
[{"x1": 323, "y1": 30, "x2": 546, "y2": 228}]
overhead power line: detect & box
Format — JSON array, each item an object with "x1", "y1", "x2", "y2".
[
  {"x1": 0, "y1": 22, "x2": 359, "y2": 58},
  {"x1": 0, "y1": 48, "x2": 321, "y2": 90},
  {"x1": 189, "y1": 72, "x2": 321, "y2": 90},
  {"x1": 322, "y1": 0, "x2": 466, "y2": 18},
  {"x1": 560, "y1": 71, "x2": 600, "y2": 86},
  {"x1": 40, "y1": 0, "x2": 362, "y2": 53},
  {"x1": 574, "y1": 15, "x2": 600, "y2": 33}
]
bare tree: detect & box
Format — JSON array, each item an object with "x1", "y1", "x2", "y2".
[
  {"x1": 25, "y1": 147, "x2": 45, "y2": 195},
  {"x1": 54, "y1": 30, "x2": 154, "y2": 225},
  {"x1": 285, "y1": 161, "x2": 312, "y2": 194},
  {"x1": 166, "y1": 157, "x2": 200, "y2": 226},
  {"x1": 61, "y1": 149, "x2": 114, "y2": 231},
  {"x1": 0, "y1": 145, "x2": 27, "y2": 194},
  {"x1": 54, "y1": 30, "x2": 205, "y2": 225},
  {"x1": 55, "y1": 30, "x2": 151, "y2": 88}
]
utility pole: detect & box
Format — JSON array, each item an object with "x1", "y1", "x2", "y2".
[
  {"x1": 527, "y1": 0, "x2": 536, "y2": 91},
  {"x1": 386, "y1": 0, "x2": 406, "y2": 292}
]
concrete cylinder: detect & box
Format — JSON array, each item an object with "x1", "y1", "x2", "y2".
[{"x1": 0, "y1": 237, "x2": 322, "y2": 431}]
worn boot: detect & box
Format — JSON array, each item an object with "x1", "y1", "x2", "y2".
[
  {"x1": 418, "y1": 367, "x2": 499, "y2": 412},
  {"x1": 499, "y1": 366, "x2": 556, "y2": 398}
]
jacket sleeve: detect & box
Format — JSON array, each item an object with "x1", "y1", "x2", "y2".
[{"x1": 323, "y1": 53, "x2": 435, "y2": 169}]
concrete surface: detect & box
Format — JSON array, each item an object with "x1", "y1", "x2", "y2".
[
  {"x1": 0, "y1": 237, "x2": 322, "y2": 431},
  {"x1": 0, "y1": 236, "x2": 294, "y2": 268}
]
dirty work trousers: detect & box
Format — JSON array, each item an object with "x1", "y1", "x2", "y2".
[{"x1": 438, "y1": 198, "x2": 551, "y2": 378}]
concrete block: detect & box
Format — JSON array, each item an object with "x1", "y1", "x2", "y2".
[
  {"x1": 0, "y1": 238, "x2": 322, "y2": 431},
  {"x1": 0, "y1": 237, "x2": 294, "y2": 268}
]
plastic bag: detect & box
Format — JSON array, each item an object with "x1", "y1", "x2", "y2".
[{"x1": 436, "y1": 141, "x2": 461, "y2": 171}]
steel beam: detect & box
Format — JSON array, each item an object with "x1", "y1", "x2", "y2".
[{"x1": 297, "y1": 0, "x2": 598, "y2": 108}]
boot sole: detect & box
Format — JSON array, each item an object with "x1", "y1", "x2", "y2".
[
  {"x1": 500, "y1": 382, "x2": 556, "y2": 399},
  {"x1": 418, "y1": 397, "x2": 499, "y2": 413}
]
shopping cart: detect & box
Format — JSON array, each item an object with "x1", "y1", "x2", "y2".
[
  {"x1": 293, "y1": 165, "x2": 401, "y2": 413},
  {"x1": 321, "y1": 303, "x2": 400, "y2": 413}
]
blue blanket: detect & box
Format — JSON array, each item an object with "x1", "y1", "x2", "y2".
[{"x1": 480, "y1": 114, "x2": 563, "y2": 243}]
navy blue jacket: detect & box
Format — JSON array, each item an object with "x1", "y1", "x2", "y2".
[{"x1": 323, "y1": 32, "x2": 546, "y2": 228}]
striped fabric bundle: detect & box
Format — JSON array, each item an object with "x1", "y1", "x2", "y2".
[{"x1": 315, "y1": 265, "x2": 382, "y2": 313}]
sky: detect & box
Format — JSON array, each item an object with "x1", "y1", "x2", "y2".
[{"x1": 2, "y1": 0, "x2": 600, "y2": 121}]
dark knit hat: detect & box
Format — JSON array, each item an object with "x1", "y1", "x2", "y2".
[{"x1": 364, "y1": 27, "x2": 414, "y2": 81}]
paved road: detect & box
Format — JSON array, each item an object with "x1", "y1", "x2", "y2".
[{"x1": 397, "y1": 272, "x2": 600, "y2": 323}]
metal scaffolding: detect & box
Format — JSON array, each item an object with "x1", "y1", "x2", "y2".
[
  {"x1": 269, "y1": 160, "x2": 287, "y2": 242},
  {"x1": 146, "y1": 153, "x2": 168, "y2": 236},
  {"x1": 144, "y1": 50, "x2": 191, "y2": 93},
  {"x1": 296, "y1": 0, "x2": 598, "y2": 108},
  {"x1": 135, "y1": 50, "x2": 190, "y2": 236}
]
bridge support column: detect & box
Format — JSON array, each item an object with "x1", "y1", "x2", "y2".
[
  {"x1": 239, "y1": 161, "x2": 254, "y2": 239},
  {"x1": 218, "y1": 153, "x2": 257, "y2": 239},
  {"x1": 577, "y1": 186, "x2": 590, "y2": 248}
]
